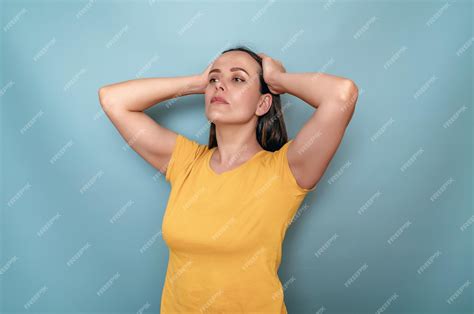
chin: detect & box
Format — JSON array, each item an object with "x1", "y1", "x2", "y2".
[
  {"x1": 206, "y1": 112, "x2": 238, "y2": 124},
  {"x1": 206, "y1": 107, "x2": 230, "y2": 117},
  {"x1": 206, "y1": 113, "x2": 225, "y2": 124}
]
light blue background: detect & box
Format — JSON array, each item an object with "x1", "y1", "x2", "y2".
[{"x1": 1, "y1": 0, "x2": 472, "y2": 313}]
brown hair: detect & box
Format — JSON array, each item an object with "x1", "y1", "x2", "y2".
[{"x1": 207, "y1": 45, "x2": 288, "y2": 152}]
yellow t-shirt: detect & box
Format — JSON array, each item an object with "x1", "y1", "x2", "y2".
[{"x1": 161, "y1": 133, "x2": 316, "y2": 313}]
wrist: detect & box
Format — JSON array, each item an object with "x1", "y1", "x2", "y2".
[
  {"x1": 269, "y1": 72, "x2": 287, "y2": 94},
  {"x1": 182, "y1": 75, "x2": 205, "y2": 96}
]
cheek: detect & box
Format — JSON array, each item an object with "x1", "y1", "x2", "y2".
[
  {"x1": 230, "y1": 85, "x2": 257, "y2": 102},
  {"x1": 233, "y1": 96, "x2": 260, "y2": 116},
  {"x1": 204, "y1": 90, "x2": 213, "y2": 104}
]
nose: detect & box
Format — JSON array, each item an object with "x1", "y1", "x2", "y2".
[{"x1": 214, "y1": 80, "x2": 225, "y2": 91}]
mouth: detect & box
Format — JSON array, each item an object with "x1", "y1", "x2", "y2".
[{"x1": 211, "y1": 96, "x2": 229, "y2": 104}]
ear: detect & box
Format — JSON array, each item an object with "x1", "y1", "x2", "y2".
[{"x1": 255, "y1": 93, "x2": 272, "y2": 116}]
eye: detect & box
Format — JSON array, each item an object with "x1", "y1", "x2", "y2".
[{"x1": 209, "y1": 77, "x2": 245, "y2": 83}]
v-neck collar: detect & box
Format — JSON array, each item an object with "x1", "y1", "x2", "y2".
[{"x1": 206, "y1": 147, "x2": 267, "y2": 176}]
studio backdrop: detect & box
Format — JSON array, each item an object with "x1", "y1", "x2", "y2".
[{"x1": 1, "y1": 0, "x2": 472, "y2": 313}]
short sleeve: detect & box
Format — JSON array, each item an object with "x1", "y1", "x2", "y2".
[
  {"x1": 165, "y1": 134, "x2": 207, "y2": 184},
  {"x1": 273, "y1": 139, "x2": 317, "y2": 196}
]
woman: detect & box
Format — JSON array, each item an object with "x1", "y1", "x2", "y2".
[{"x1": 98, "y1": 46, "x2": 358, "y2": 313}]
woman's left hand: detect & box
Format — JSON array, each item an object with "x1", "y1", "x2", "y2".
[{"x1": 257, "y1": 53, "x2": 287, "y2": 95}]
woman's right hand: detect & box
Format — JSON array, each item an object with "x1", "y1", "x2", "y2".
[{"x1": 194, "y1": 62, "x2": 214, "y2": 94}]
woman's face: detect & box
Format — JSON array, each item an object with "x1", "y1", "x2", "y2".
[{"x1": 205, "y1": 51, "x2": 271, "y2": 125}]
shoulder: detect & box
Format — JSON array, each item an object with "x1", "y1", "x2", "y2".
[
  {"x1": 269, "y1": 139, "x2": 316, "y2": 196},
  {"x1": 165, "y1": 133, "x2": 209, "y2": 183},
  {"x1": 174, "y1": 133, "x2": 208, "y2": 155}
]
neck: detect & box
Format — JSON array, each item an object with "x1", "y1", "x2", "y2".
[{"x1": 212, "y1": 123, "x2": 263, "y2": 163}]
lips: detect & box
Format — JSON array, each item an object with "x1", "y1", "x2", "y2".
[{"x1": 211, "y1": 96, "x2": 229, "y2": 104}]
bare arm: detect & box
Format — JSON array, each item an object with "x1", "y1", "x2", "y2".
[
  {"x1": 269, "y1": 71, "x2": 358, "y2": 190},
  {"x1": 98, "y1": 68, "x2": 210, "y2": 174},
  {"x1": 99, "y1": 75, "x2": 205, "y2": 112}
]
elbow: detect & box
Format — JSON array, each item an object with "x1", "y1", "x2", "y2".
[
  {"x1": 338, "y1": 79, "x2": 359, "y2": 110},
  {"x1": 98, "y1": 86, "x2": 114, "y2": 112}
]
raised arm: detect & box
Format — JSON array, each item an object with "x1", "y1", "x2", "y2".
[
  {"x1": 98, "y1": 65, "x2": 211, "y2": 174},
  {"x1": 258, "y1": 53, "x2": 358, "y2": 191}
]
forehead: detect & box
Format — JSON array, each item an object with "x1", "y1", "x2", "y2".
[{"x1": 211, "y1": 51, "x2": 260, "y2": 73}]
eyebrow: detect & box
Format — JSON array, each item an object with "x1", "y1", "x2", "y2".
[{"x1": 208, "y1": 67, "x2": 250, "y2": 76}]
